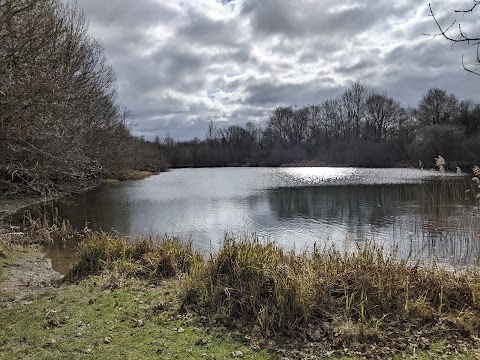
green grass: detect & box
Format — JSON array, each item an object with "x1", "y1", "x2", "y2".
[
  {"x1": 1, "y1": 276, "x2": 478, "y2": 360},
  {"x1": 1, "y1": 275, "x2": 478, "y2": 360},
  {"x1": 0, "y1": 279, "x2": 271, "y2": 360}
]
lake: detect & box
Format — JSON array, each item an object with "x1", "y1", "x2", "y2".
[{"x1": 24, "y1": 167, "x2": 479, "y2": 272}]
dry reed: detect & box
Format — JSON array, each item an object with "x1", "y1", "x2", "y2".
[{"x1": 185, "y1": 235, "x2": 480, "y2": 336}]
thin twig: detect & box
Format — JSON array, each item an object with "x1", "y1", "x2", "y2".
[{"x1": 427, "y1": 2, "x2": 480, "y2": 75}]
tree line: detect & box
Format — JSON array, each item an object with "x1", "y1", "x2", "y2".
[
  {"x1": 165, "y1": 83, "x2": 480, "y2": 168},
  {"x1": 0, "y1": 0, "x2": 168, "y2": 197}
]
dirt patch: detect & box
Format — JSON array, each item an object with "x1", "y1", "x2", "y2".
[
  {"x1": 0, "y1": 196, "x2": 67, "y2": 307},
  {"x1": 1, "y1": 252, "x2": 63, "y2": 306}
]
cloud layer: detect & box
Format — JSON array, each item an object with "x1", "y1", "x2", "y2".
[{"x1": 76, "y1": 0, "x2": 480, "y2": 139}]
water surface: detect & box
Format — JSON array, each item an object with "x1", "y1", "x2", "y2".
[{"x1": 31, "y1": 167, "x2": 479, "y2": 271}]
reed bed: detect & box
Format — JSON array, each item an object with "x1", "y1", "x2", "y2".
[
  {"x1": 63, "y1": 232, "x2": 480, "y2": 342},
  {"x1": 1, "y1": 207, "x2": 75, "y2": 246},
  {"x1": 186, "y1": 235, "x2": 480, "y2": 337}
]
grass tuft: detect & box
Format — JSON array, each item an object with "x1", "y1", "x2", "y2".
[
  {"x1": 63, "y1": 232, "x2": 480, "y2": 341},
  {"x1": 65, "y1": 233, "x2": 201, "y2": 281}
]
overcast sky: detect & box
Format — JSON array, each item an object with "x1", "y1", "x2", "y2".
[{"x1": 75, "y1": 0, "x2": 480, "y2": 140}]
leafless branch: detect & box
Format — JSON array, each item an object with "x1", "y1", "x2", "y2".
[
  {"x1": 427, "y1": 2, "x2": 480, "y2": 75},
  {"x1": 454, "y1": 1, "x2": 480, "y2": 13},
  {"x1": 462, "y1": 56, "x2": 480, "y2": 76}
]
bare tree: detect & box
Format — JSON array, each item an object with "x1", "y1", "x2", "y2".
[
  {"x1": 264, "y1": 106, "x2": 309, "y2": 147},
  {"x1": 0, "y1": 0, "x2": 140, "y2": 196},
  {"x1": 341, "y1": 82, "x2": 368, "y2": 141},
  {"x1": 416, "y1": 88, "x2": 459, "y2": 126},
  {"x1": 427, "y1": 1, "x2": 480, "y2": 75},
  {"x1": 205, "y1": 120, "x2": 218, "y2": 143},
  {"x1": 365, "y1": 92, "x2": 404, "y2": 142}
]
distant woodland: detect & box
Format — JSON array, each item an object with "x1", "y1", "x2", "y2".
[
  {"x1": 1, "y1": 0, "x2": 479, "y2": 198},
  {"x1": 166, "y1": 83, "x2": 480, "y2": 169}
]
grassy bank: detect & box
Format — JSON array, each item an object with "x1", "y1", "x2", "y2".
[
  {"x1": 3, "y1": 233, "x2": 480, "y2": 358},
  {"x1": 0, "y1": 234, "x2": 270, "y2": 359},
  {"x1": 0, "y1": 278, "x2": 272, "y2": 359}
]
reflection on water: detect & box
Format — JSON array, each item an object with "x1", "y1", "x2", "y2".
[
  {"x1": 14, "y1": 167, "x2": 479, "y2": 272},
  {"x1": 267, "y1": 183, "x2": 479, "y2": 264}
]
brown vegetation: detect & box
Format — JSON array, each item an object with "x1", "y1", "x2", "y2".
[{"x1": 0, "y1": 0, "x2": 168, "y2": 197}]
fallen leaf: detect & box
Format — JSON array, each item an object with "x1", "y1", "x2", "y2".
[
  {"x1": 43, "y1": 339, "x2": 56, "y2": 348},
  {"x1": 46, "y1": 319, "x2": 61, "y2": 329},
  {"x1": 231, "y1": 350, "x2": 244, "y2": 358}
]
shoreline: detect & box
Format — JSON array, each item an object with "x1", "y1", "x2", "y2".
[
  {"x1": 2, "y1": 234, "x2": 480, "y2": 359},
  {"x1": 0, "y1": 197, "x2": 56, "y2": 223},
  {"x1": 0, "y1": 170, "x2": 158, "y2": 222}
]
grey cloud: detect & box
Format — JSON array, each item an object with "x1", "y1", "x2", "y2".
[
  {"x1": 334, "y1": 58, "x2": 378, "y2": 75},
  {"x1": 241, "y1": 0, "x2": 408, "y2": 39},
  {"x1": 244, "y1": 81, "x2": 338, "y2": 106},
  {"x1": 298, "y1": 51, "x2": 319, "y2": 63},
  {"x1": 74, "y1": 0, "x2": 480, "y2": 140},
  {"x1": 152, "y1": 46, "x2": 206, "y2": 80},
  {"x1": 112, "y1": 45, "x2": 208, "y2": 95},
  {"x1": 135, "y1": 116, "x2": 215, "y2": 141},
  {"x1": 385, "y1": 69, "x2": 480, "y2": 108},
  {"x1": 78, "y1": 0, "x2": 178, "y2": 27},
  {"x1": 177, "y1": 10, "x2": 243, "y2": 47}
]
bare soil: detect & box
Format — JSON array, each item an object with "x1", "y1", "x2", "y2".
[{"x1": 0, "y1": 251, "x2": 63, "y2": 306}]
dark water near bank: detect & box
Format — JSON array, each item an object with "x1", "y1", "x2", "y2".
[{"x1": 18, "y1": 167, "x2": 480, "y2": 272}]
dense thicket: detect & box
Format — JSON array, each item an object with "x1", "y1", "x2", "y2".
[
  {"x1": 0, "y1": 0, "x2": 168, "y2": 197},
  {"x1": 166, "y1": 83, "x2": 480, "y2": 168}
]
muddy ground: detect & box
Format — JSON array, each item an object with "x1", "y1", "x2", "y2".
[
  {"x1": 0, "y1": 196, "x2": 63, "y2": 305},
  {"x1": 0, "y1": 250, "x2": 63, "y2": 307}
]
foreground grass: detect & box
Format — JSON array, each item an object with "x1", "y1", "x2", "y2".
[
  {"x1": 2, "y1": 233, "x2": 480, "y2": 358},
  {"x1": 0, "y1": 279, "x2": 272, "y2": 360},
  {"x1": 1, "y1": 275, "x2": 477, "y2": 359}
]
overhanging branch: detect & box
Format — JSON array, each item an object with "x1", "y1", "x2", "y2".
[{"x1": 426, "y1": 2, "x2": 480, "y2": 75}]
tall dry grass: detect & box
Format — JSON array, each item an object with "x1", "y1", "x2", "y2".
[
  {"x1": 65, "y1": 233, "x2": 201, "y2": 281},
  {"x1": 184, "y1": 235, "x2": 480, "y2": 336},
  {"x1": 0, "y1": 207, "x2": 75, "y2": 246},
  {"x1": 64, "y1": 232, "x2": 480, "y2": 338},
  {"x1": 415, "y1": 159, "x2": 480, "y2": 244}
]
